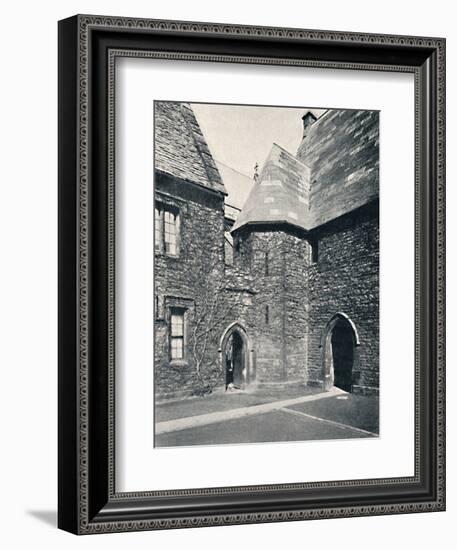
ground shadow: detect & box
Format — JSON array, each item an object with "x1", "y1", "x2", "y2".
[{"x1": 26, "y1": 510, "x2": 57, "y2": 528}]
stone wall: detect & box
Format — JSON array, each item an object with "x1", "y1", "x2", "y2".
[
  {"x1": 240, "y1": 231, "x2": 288, "y2": 384},
  {"x1": 231, "y1": 228, "x2": 309, "y2": 386},
  {"x1": 154, "y1": 178, "x2": 379, "y2": 398},
  {"x1": 282, "y1": 233, "x2": 310, "y2": 384},
  {"x1": 154, "y1": 173, "x2": 226, "y2": 400},
  {"x1": 154, "y1": 106, "x2": 380, "y2": 400},
  {"x1": 307, "y1": 200, "x2": 379, "y2": 395}
]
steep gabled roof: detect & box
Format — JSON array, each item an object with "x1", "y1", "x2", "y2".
[
  {"x1": 231, "y1": 144, "x2": 311, "y2": 232},
  {"x1": 154, "y1": 101, "x2": 226, "y2": 195}
]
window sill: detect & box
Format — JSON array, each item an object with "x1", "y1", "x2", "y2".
[
  {"x1": 155, "y1": 252, "x2": 181, "y2": 260},
  {"x1": 169, "y1": 359, "x2": 189, "y2": 368}
]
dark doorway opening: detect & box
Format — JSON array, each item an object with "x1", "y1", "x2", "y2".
[
  {"x1": 232, "y1": 332, "x2": 244, "y2": 386},
  {"x1": 225, "y1": 331, "x2": 245, "y2": 389},
  {"x1": 331, "y1": 318, "x2": 354, "y2": 392}
]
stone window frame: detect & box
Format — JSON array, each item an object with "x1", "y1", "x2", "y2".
[
  {"x1": 164, "y1": 296, "x2": 194, "y2": 366},
  {"x1": 309, "y1": 237, "x2": 319, "y2": 264},
  {"x1": 232, "y1": 234, "x2": 253, "y2": 271},
  {"x1": 169, "y1": 307, "x2": 185, "y2": 361},
  {"x1": 155, "y1": 294, "x2": 162, "y2": 320},
  {"x1": 154, "y1": 198, "x2": 181, "y2": 257}
]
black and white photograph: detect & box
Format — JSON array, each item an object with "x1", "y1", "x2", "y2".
[
  {"x1": 0, "y1": 0, "x2": 449, "y2": 543},
  {"x1": 153, "y1": 101, "x2": 380, "y2": 447}
]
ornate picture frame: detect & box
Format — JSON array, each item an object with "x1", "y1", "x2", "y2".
[{"x1": 58, "y1": 14, "x2": 445, "y2": 534}]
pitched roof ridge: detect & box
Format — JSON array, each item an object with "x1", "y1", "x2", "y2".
[{"x1": 180, "y1": 103, "x2": 226, "y2": 195}]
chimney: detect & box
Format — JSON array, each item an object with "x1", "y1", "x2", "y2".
[{"x1": 302, "y1": 110, "x2": 317, "y2": 139}]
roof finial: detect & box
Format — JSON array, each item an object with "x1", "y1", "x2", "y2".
[{"x1": 253, "y1": 162, "x2": 259, "y2": 182}]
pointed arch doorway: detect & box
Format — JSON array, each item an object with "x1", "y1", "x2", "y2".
[
  {"x1": 321, "y1": 313, "x2": 360, "y2": 392},
  {"x1": 220, "y1": 322, "x2": 254, "y2": 390}
]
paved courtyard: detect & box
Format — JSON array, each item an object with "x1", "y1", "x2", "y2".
[{"x1": 154, "y1": 387, "x2": 379, "y2": 448}]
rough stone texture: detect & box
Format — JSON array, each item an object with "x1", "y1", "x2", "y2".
[
  {"x1": 239, "y1": 231, "x2": 290, "y2": 384},
  {"x1": 237, "y1": 230, "x2": 310, "y2": 385},
  {"x1": 154, "y1": 104, "x2": 380, "y2": 400},
  {"x1": 154, "y1": 172, "x2": 226, "y2": 399},
  {"x1": 282, "y1": 233, "x2": 310, "y2": 384},
  {"x1": 307, "y1": 201, "x2": 379, "y2": 395},
  {"x1": 206, "y1": 227, "x2": 311, "y2": 389}
]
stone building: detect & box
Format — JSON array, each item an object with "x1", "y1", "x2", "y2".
[{"x1": 154, "y1": 102, "x2": 379, "y2": 401}]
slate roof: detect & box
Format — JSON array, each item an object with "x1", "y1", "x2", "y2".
[
  {"x1": 231, "y1": 144, "x2": 311, "y2": 232},
  {"x1": 154, "y1": 102, "x2": 226, "y2": 195},
  {"x1": 233, "y1": 109, "x2": 379, "y2": 233},
  {"x1": 297, "y1": 109, "x2": 379, "y2": 227}
]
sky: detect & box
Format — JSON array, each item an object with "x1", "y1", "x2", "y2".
[{"x1": 191, "y1": 103, "x2": 326, "y2": 179}]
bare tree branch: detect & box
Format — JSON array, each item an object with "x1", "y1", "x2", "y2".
[{"x1": 187, "y1": 248, "x2": 236, "y2": 394}]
